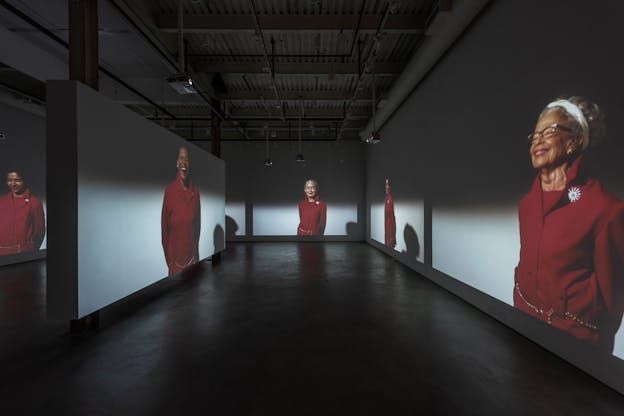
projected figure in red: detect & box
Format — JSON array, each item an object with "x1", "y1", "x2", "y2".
[
  {"x1": 297, "y1": 179, "x2": 327, "y2": 236},
  {"x1": 161, "y1": 146, "x2": 201, "y2": 275},
  {"x1": 514, "y1": 97, "x2": 624, "y2": 352},
  {"x1": 0, "y1": 169, "x2": 45, "y2": 255},
  {"x1": 384, "y1": 178, "x2": 396, "y2": 248}
]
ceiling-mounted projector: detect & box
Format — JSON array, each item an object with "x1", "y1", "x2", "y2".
[
  {"x1": 166, "y1": 74, "x2": 197, "y2": 94},
  {"x1": 363, "y1": 131, "x2": 381, "y2": 144}
]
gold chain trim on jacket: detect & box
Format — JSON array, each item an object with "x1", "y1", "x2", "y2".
[{"x1": 515, "y1": 282, "x2": 598, "y2": 331}]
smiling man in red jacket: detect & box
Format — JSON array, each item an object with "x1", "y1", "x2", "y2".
[{"x1": 161, "y1": 146, "x2": 201, "y2": 275}]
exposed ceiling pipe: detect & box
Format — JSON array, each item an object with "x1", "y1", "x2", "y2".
[
  {"x1": 106, "y1": 0, "x2": 224, "y2": 120},
  {"x1": 359, "y1": 0, "x2": 490, "y2": 140},
  {"x1": 0, "y1": 83, "x2": 46, "y2": 117},
  {"x1": 146, "y1": 116, "x2": 350, "y2": 122},
  {"x1": 248, "y1": 0, "x2": 284, "y2": 121},
  {"x1": 106, "y1": 0, "x2": 179, "y2": 71},
  {"x1": 177, "y1": 0, "x2": 185, "y2": 71},
  {"x1": 347, "y1": 0, "x2": 367, "y2": 58},
  {"x1": 189, "y1": 137, "x2": 338, "y2": 143},
  {"x1": 187, "y1": 53, "x2": 353, "y2": 58},
  {"x1": 0, "y1": 0, "x2": 177, "y2": 119},
  {"x1": 337, "y1": 0, "x2": 393, "y2": 139},
  {"x1": 106, "y1": 0, "x2": 253, "y2": 139}
]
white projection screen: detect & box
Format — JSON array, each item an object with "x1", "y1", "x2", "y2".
[
  {"x1": 222, "y1": 140, "x2": 364, "y2": 241},
  {"x1": 369, "y1": 191, "x2": 424, "y2": 264},
  {"x1": 365, "y1": 0, "x2": 624, "y2": 393},
  {"x1": 47, "y1": 81, "x2": 225, "y2": 320}
]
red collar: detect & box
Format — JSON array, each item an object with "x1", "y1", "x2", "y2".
[
  {"x1": 529, "y1": 155, "x2": 586, "y2": 195},
  {"x1": 9, "y1": 188, "x2": 32, "y2": 200},
  {"x1": 528, "y1": 155, "x2": 587, "y2": 216},
  {"x1": 175, "y1": 172, "x2": 193, "y2": 191}
]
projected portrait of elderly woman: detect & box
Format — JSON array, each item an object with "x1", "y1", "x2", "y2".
[
  {"x1": 161, "y1": 146, "x2": 201, "y2": 275},
  {"x1": 514, "y1": 96, "x2": 624, "y2": 352},
  {"x1": 297, "y1": 179, "x2": 327, "y2": 236},
  {"x1": 0, "y1": 168, "x2": 45, "y2": 255}
]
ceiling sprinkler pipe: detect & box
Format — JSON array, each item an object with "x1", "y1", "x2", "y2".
[{"x1": 359, "y1": 0, "x2": 490, "y2": 140}]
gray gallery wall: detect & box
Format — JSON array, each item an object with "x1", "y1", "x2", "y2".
[
  {"x1": 47, "y1": 81, "x2": 225, "y2": 320},
  {"x1": 366, "y1": 0, "x2": 624, "y2": 393},
  {"x1": 0, "y1": 101, "x2": 47, "y2": 266},
  {"x1": 221, "y1": 140, "x2": 365, "y2": 241}
]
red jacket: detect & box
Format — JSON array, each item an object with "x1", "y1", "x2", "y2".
[
  {"x1": 161, "y1": 173, "x2": 201, "y2": 274},
  {"x1": 384, "y1": 191, "x2": 396, "y2": 247},
  {"x1": 514, "y1": 156, "x2": 624, "y2": 351},
  {"x1": 297, "y1": 195, "x2": 327, "y2": 236},
  {"x1": 0, "y1": 190, "x2": 45, "y2": 255}
]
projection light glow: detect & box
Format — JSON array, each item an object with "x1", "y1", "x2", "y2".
[
  {"x1": 370, "y1": 200, "x2": 425, "y2": 263},
  {"x1": 225, "y1": 202, "x2": 246, "y2": 236},
  {"x1": 432, "y1": 206, "x2": 519, "y2": 305},
  {"x1": 253, "y1": 204, "x2": 358, "y2": 236},
  {"x1": 77, "y1": 183, "x2": 224, "y2": 317},
  {"x1": 46, "y1": 81, "x2": 226, "y2": 320}
]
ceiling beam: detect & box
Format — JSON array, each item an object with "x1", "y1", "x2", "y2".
[
  {"x1": 154, "y1": 13, "x2": 425, "y2": 34},
  {"x1": 144, "y1": 109, "x2": 370, "y2": 120},
  {"x1": 224, "y1": 90, "x2": 372, "y2": 101},
  {"x1": 225, "y1": 109, "x2": 370, "y2": 120},
  {"x1": 192, "y1": 61, "x2": 403, "y2": 76}
]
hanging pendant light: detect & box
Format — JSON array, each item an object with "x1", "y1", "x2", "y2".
[
  {"x1": 296, "y1": 100, "x2": 305, "y2": 162},
  {"x1": 364, "y1": 57, "x2": 381, "y2": 144},
  {"x1": 264, "y1": 124, "x2": 273, "y2": 166}
]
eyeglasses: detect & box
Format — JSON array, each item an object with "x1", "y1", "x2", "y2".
[{"x1": 527, "y1": 123, "x2": 574, "y2": 144}]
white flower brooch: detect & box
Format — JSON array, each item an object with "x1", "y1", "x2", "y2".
[{"x1": 567, "y1": 186, "x2": 582, "y2": 203}]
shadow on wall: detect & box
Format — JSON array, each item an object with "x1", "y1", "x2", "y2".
[
  {"x1": 346, "y1": 221, "x2": 358, "y2": 239},
  {"x1": 213, "y1": 224, "x2": 225, "y2": 252},
  {"x1": 225, "y1": 215, "x2": 239, "y2": 240},
  {"x1": 402, "y1": 223, "x2": 420, "y2": 260}
]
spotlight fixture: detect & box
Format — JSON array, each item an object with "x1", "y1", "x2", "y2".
[
  {"x1": 295, "y1": 153, "x2": 305, "y2": 162},
  {"x1": 364, "y1": 131, "x2": 381, "y2": 144},
  {"x1": 264, "y1": 125, "x2": 273, "y2": 167},
  {"x1": 166, "y1": 74, "x2": 197, "y2": 95},
  {"x1": 169, "y1": 0, "x2": 196, "y2": 95}
]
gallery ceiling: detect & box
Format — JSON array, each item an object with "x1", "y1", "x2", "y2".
[{"x1": 0, "y1": 0, "x2": 449, "y2": 142}]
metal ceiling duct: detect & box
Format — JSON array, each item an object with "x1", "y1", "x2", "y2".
[{"x1": 359, "y1": 0, "x2": 491, "y2": 141}]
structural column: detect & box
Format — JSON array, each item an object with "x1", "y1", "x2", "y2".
[
  {"x1": 69, "y1": 0, "x2": 99, "y2": 331},
  {"x1": 211, "y1": 99, "x2": 222, "y2": 157},
  {"x1": 211, "y1": 99, "x2": 222, "y2": 264},
  {"x1": 69, "y1": 0, "x2": 99, "y2": 89}
]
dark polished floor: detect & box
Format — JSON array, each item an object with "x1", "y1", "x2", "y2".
[{"x1": 1, "y1": 242, "x2": 624, "y2": 415}]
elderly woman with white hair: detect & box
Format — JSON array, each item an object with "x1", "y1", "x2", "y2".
[
  {"x1": 297, "y1": 179, "x2": 327, "y2": 236},
  {"x1": 514, "y1": 96, "x2": 624, "y2": 352}
]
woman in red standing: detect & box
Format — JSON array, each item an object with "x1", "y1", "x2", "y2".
[
  {"x1": 0, "y1": 169, "x2": 46, "y2": 256},
  {"x1": 384, "y1": 178, "x2": 396, "y2": 248},
  {"x1": 514, "y1": 96, "x2": 624, "y2": 352},
  {"x1": 297, "y1": 179, "x2": 327, "y2": 236}
]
